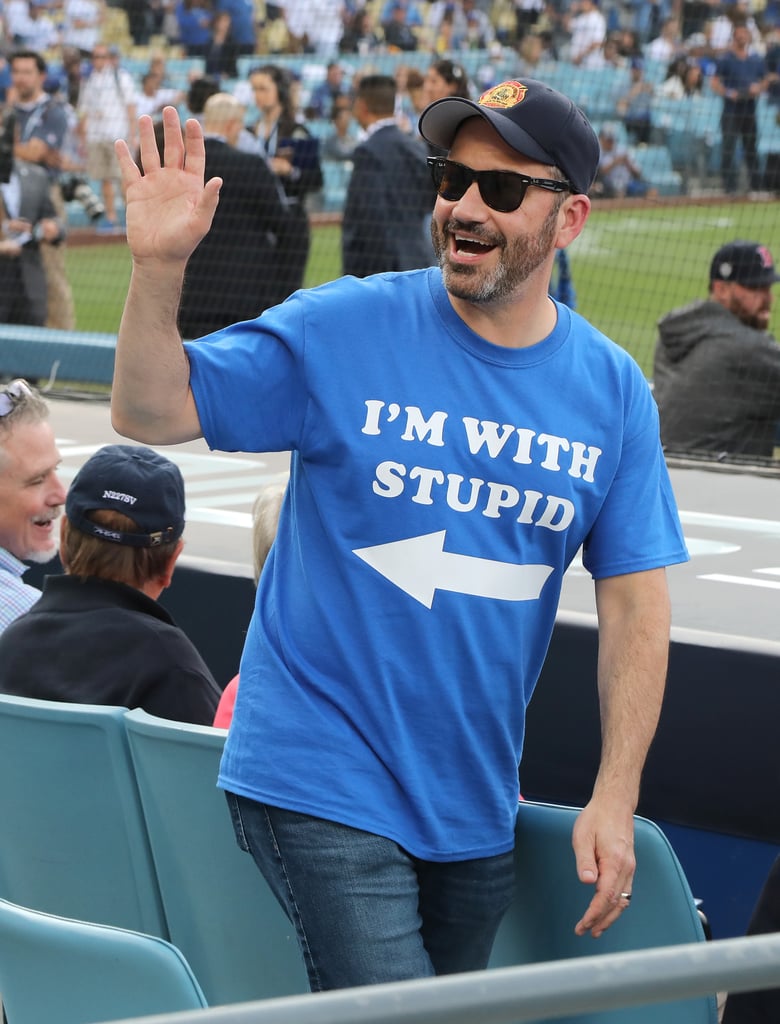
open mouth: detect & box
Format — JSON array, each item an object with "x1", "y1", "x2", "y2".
[{"x1": 452, "y1": 233, "x2": 498, "y2": 259}]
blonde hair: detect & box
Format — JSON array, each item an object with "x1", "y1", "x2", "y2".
[{"x1": 251, "y1": 476, "x2": 287, "y2": 584}]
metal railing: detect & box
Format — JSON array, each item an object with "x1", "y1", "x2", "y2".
[{"x1": 104, "y1": 932, "x2": 780, "y2": 1024}]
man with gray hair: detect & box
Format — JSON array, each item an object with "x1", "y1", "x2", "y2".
[{"x1": 0, "y1": 378, "x2": 66, "y2": 633}]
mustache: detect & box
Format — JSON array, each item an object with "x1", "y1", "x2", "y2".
[{"x1": 442, "y1": 219, "x2": 505, "y2": 248}]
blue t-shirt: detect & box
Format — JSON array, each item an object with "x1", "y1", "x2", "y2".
[{"x1": 185, "y1": 268, "x2": 688, "y2": 861}]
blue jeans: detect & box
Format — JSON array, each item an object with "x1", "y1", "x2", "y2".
[{"x1": 226, "y1": 793, "x2": 516, "y2": 991}]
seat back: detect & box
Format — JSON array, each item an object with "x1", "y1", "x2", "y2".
[
  {"x1": 489, "y1": 801, "x2": 718, "y2": 1024},
  {"x1": 0, "y1": 897, "x2": 207, "y2": 1024},
  {"x1": 0, "y1": 694, "x2": 167, "y2": 937},
  {"x1": 124, "y1": 708, "x2": 309, "y2": 1006}
]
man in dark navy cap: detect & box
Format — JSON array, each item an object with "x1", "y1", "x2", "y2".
[
  {"x1": 654, "y1": 239, "x2": 780, "y2": 458},
  {"x1": 0, "y1": 444, "x2": 221, "y2": 724},
  {"x1": 109, "y1": 83, "x2": 688, "y2": 989}
]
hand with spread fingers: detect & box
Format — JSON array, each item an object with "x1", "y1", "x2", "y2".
[
  {"x1": 114, "y1": 106, "x2": 222, "y2": 268},
  {"x1": 571, "y1": 798, "x2": 637, "y2": 938}
]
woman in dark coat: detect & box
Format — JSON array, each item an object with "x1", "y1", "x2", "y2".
[{"x1": 249, "y1": 63, "x2": 323, "y2": 298}]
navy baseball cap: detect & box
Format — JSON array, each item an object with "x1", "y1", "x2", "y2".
[
  {"x1": 418, "y1": 78, "x2": 600, "y2": 196},
  {"x1": 66, "y1": 444, "x2": 185, "y2": 548},
  {"x1": 709, "y1": 241, "x2": 780, "y2": 288}
]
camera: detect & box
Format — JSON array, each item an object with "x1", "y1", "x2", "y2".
[{"x1": 59, "y1": 175, "x2": 105, "y2": 221}]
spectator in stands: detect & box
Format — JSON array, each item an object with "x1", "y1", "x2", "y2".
[
  {"x1": 645, "y1": 16, "x2": 683, "y2": 65},
  {"x1": 306, "y1": 61, "x2": 351, "y2": 121},
  {"x1": 135, "y1": 70, "x2": 186, "y2": 120},
  {"x1": 710, "y1": 19, "x2": 769, "y2": 195},
  {"x1": 566, "y1": 0, "x2": 607, "y2": 68},
  {"x1": 656, "y1": 54, "x2": 704, "y2": 99},
  {"x1": 77, "y1": 44, "x2": 138, "y2": 233},
  {"x1": 321, "y1": 93, "x2": 357, "y2": 161},
  {"x1": 0, "y1": 444, "x2": 222, "y2": 723},
  {"x1": 654, "y1": 239, "x2": 780, "y2": 458},
  {"x1": 382, "y1": 0, "x2": 420, "y2": 51},
  {"x1": 202, "y1": 11, "x2": 240, "y2": 80},
  {"x1": 61, "y1": 0, "x2": 103, "y2": 57},
  {"x1": 175, "y1": 0, "x2": 213, "y2": 57},
  {"x1": 6, "y1": 0, "x2": 61, "y2": 51},
  {"x1": 215, "y1": 0, "x2": 256, "y2": 55},
  {"x1": 0, "y1": 379, "x2": 65, "y2": 634},
  {"x1": 462, "y1": 0, "x2": 495, "y2": 50},
  {"x1": 341, "y1": 74, "x2": 433, "y2": 278},
  {"x1": 615, "y1": 57, "x2": 655, "y2": 144},
  {"x1": 426, "y1": 0, "x2": 468, "y2": 50},
  {"x1": 338, "y1": 6, "x2": 381, "y2": 54},
  {"x1": 10, "y1": 48, "x2": 76, "y2": 331},
  {"x1": 593, "y1": 123, "x2": 655, "y2": 198},
  {"x1": 167, "y1": 93, "x2": 291, "y2": 337},
  {"x1": 249, "y1": 63, "x2": 323, "y2": 298},
  {"x1": 213, "y1": 475, "x2": 287, "y2": 729},
  {"x1": 0, "y1": 149, "x2": 66, "y2": 326}
]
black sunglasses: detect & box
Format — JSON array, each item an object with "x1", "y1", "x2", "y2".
[{"x1": 427, "y1": 157, "x2": 572, "y2": 213}]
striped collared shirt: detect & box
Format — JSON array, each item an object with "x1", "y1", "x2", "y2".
[{"x1": 0, "y1": 547, "x2": 41, "y2": 634}]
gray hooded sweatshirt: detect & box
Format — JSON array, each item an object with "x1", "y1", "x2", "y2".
[{"x1": 653, "y1": 299, "x2": 780, "y2": 457}]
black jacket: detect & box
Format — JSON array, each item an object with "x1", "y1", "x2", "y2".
[
  {"x1": 0, "y1": 575, "x2": 221, "y2": 725},
  {"x1": 341, "y1": 123, "x2": 434, "y2": 278},
  {"x1": 179, "y1": 137, "x2": 290, "y2": 339}
]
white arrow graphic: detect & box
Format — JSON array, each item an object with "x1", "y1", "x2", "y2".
[{"x1": 353, "y1": 531, "x2": 553, "y2": 609}]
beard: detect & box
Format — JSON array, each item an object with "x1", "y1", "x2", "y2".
[
  {"x1": 727, "y1": 293, "x2": 770, "y2": 331},
  {"x1": 431, "y1": 200, "x2": 562, "y2": 306},
  {"x1": 25, "y1": 541, "x2": 59, "y2": 564}
]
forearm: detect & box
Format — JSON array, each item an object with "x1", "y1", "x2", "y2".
[
  {"x1": 592, "y1": 568, "x2": 671, "y2": 809},
  {"x1": 112, "y1": 259, "x2": 202, "y2": 444}
]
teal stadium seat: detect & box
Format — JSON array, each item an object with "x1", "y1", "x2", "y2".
[
  {"x1": 629, "y1": 144, "x2": 685, "y2": 195},
  {"x1": 0, "y1": 694, "x2": 167, "y2": 937},
  {"x1": 124, "y1": 708, "x2": 309, "y2": 1006},
  {"x1": 0, "y1": 897, "x2": 207, "y2": 1024},
  {"x1": 488, "y1": 801, "x2": 718, "y2": 1024}
]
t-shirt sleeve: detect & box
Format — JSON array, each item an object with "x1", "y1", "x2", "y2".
[
  {"x1": 184, "y1": 296, "x2": 310, "y2": 454},
  {"x1": 582, "y1": 372, "x2": 689, "y2": 578}
]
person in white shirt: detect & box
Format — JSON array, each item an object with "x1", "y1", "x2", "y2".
[
  {"x1": 567, "y1": 0, "x2": 607, "y2": 68},
  {"x1": 135, "y1": 71, "x2": 186, "y2": 120},
  {"x1": 77, "y1": 45, "x2": 138, "y2": 231},
  {"x1": 61, "y1": 0, "x2": 102, "y2": 56}
]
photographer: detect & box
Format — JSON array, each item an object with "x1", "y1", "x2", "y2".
[
  {"x1": 10, "y1": 48, "x2": 75, "y2": 329},
  {"x1": 0, "y1": 109, "x2": 66, "y2": 326}
]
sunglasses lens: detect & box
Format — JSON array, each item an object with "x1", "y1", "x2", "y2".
[
  {"x1": 435, "y1": 161, "x2": 469, "y2": 201},
  {"x1": 483, "y1": 171, "x2": 527, "y2": 213}
]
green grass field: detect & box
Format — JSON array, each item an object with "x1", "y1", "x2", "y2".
[{"x1": 66, "y1": 200, "x2": 778, "y2": 379}]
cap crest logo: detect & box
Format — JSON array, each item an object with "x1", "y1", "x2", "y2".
[
  {"x1": 757, "y1": 245, "x2": 774, "y2": 270},
  {"x1": 479, "y1": 81, "x2": 527, "y2": 109}
]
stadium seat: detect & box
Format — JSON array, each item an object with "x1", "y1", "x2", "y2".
[
  {"x1": 630, "y1": 144, "x2": 685, "y2": 195},
  {"x1": 488, "y1": 800, "x2": 718, "y2": 1024},
  {"x1": 0, "y1": 694, "x2": 167, "y2": 937},
  {"x1": 124, "y1": 708, "x2": 309, "y2": 1006},
  {"x1": 0, "y1": 897, "x2": 207, "y2": 1024}
]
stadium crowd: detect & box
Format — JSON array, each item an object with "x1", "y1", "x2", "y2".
[{"x1": 0, "y1": 0, "x2": 776, "y2": 234}]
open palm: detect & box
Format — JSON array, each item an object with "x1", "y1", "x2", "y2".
[{"x1": 116, "y1": 107, "x2": 222, "y2": 264}]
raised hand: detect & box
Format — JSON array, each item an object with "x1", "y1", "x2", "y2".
[{"x1": 115, "y1": 106, "x2": 222, "y2": 266}]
